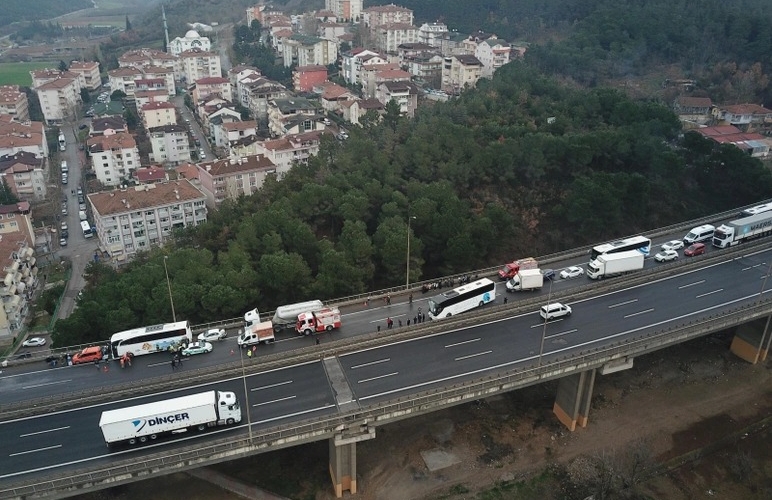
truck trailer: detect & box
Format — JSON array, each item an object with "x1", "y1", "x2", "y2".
[
  {"x1": 272, "y1": 300, "x2": 324, "y2": 332},
  {"x1": 505, "y1": 268, "x2": 544, "y2": 292},
  {"x1": 295, "y1": 308, "x2": 342, "y2": 335},
  {"x1": 586, "y1": 250, "x2": 645, "y2": 280},
  {"x1": 497, "y1": 257, "x2": 538, "y2": 280},
  {"x1": 712, "y1": 212, "x2": 772, "y2": 248},
  {"x1": 238, "y1": 320, "x2": 275, "y2": 347},
  {"x1": 98, "y1": 390, "x2": 241, "y2": 448}
]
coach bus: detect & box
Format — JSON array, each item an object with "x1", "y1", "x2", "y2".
[
  {"x1": 109, "y1": 321, "x2": 192, "y2": 359},
  {"x1": 590, "y1": 235, "x2": 651, "y2": 261},
  {"x1": 428, "y1": 278, "x2": 496, "y2": 320}
]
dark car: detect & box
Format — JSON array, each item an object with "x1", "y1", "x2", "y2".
[
  {"x1": 541, "y1": 269, "x2": 556, "y2": 281},
  {"x1": 61, "y1": 230, "x2": 69, "y2": 239},
  {"x1": 684, "y1": 243, "x2": 706, "y2": 257},
  {"x1": 78, "y1": 124, "x2": 88, "y2": 130}
]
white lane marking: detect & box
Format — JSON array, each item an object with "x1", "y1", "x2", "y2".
[
  {"x1": 9, "y1": 445, "x2": 62, "y2": 457},
  {"x1": 251, "y1": 380, "x2": 292, "y2": 391},
  {"x1": 369, "y1": 314, "x2": 406, "y2": 324},
  {"x1": 624, "y1": 308, "x2": 654, "y2": 318},
  {"x1": 545, "y1": 329, "x2": 577, "y2": 339},
  {"x1": 696, "y1": 289, "x2": 723, "y2": 299},
  {"x1": 20, "y1": 427, "x2": 69, "y2": 437},
  {"x1": 351, "y1": 358, "x2": 390, "y2": 369},
  {"x1": 358, "y1": 372, "x2": 398, "y2": 384},
  {"x1": 445, "y1": 338, "x2": 481, "y2": 348},
  {"x1": 743, "y1": 263, "x2": 764, "y2": 271},
  {"x1": 608, "y1": 299, "x2": 638, "y2": 309},
  {"x1": 455, "y1": 351, "x2": 491, "y2": 361},
  {"x1": 22, "y1": 380, "x2": 72, "y2": 389},
  {"x1": 358, "y1": 289, "x2": 770, "y2": 402},
  {"x1": 530, "y1": 318, "x2": 566, "y2": 328},
  {"x1": 252, "y1": 395, "x2": 296, "y2": 407},
  {"x1": 254, "y1": 404, "x2": 336, "y2": 425},
  {"x1": 678, "y1": 280, "x2": 705, "y2": 289}
]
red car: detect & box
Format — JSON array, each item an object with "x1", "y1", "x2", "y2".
[{"x1": 684, "y1": 243, "x2": 706, "y2": 257}]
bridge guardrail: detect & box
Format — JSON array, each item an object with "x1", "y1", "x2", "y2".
[{"x1": 3, "y1": 295, "x2": 771, "y2": 500}]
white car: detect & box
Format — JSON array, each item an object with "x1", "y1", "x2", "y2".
[
  {"x1": 181, "y1": 341, "x2": 213, "y2": 356},
  {"x1": 61, "y1": 222, "x2": 68, "y2": 231},
  {"x1": 197, "y1": 328, "x2": 227, "y2": 342},
  {"x1": 654, "y1": 249, "x2": 679, "y2": 262},
  {"x1": 661, "y1": 240, "x2": 684, "y2": 251},
  {"x1": 22, "y1": 337, "x2": 47, "y2": 347},
  {"x1": 560, "y1": 266, "x2": 584, "y2": 279},
  {"x1": 540, "y1": 303, "x2": 572, "y2": 320}
]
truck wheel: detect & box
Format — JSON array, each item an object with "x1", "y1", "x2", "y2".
[
  {"x1": 197, "y1": 424, "x2": 206, "y2": 431},
  {"x1": 326, "y1": 325, "x2": 333, "y2": 331},
  {"x1": 445, "y1": 313, "x2": 452, "y2": 318},
  {"x1": 304, "y1": 329, "x2": 312, "y2": 336},
  {"x1": 226, "y1": 418, "x2": 235, "y2": 425},
  {"x1": 479, "y1": 301, "x2": 484, "y2": 307},
  {"x1": 150, "y1": 434, "x2": 157, "y2": 440},
  {"x1": 128, "y1": 438, "x2": 137, "y2": 445},
  {"x1": 139, "y1": 436, "x2": 147, "y2": 443}
]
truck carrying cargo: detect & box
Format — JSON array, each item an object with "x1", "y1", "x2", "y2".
[
  {"x1": 586, "y1": 250, "x2": 645, "y2": 280},
  {"x1": 505, "y1": 268, "x2": 544, "y2": 292},
  {"x1": 497, "y1": 257, "x2": 538, "y2": 280},
  {"x1": 238, "y1": 320, "x2": 275, "y2": 347},
  {"x1": 712, "y1": 212, "x2": 772, "y2": 248},
  {"x1": 98, "y1": 390, "x2": 241, "y2": 448},
  {"x1": 272, "y1": 300, "x2": 324, "y2": 332},
  {"x1": 295, "y1": 308, "x2": 342, "y2": 335}
]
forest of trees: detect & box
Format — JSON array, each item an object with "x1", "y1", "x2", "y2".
[{"x1": 51, "y1": 57, "x2": 772, "y2": 346}]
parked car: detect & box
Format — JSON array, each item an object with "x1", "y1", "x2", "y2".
[
  {"x1": 684, "y1": 243, "x2": 706, "y2": 257},
  {"x1": 61, "y1": 207, "x2": 68, "y2": 216},
  {"x1": 61, "y1": 222, "x2": 67, "y2": 231},
  {"x1": 197, "y1": 328, "x2": 227, "y2": 342},
  {"x1": 661, "y1": 240, "x2": 685, "y2": 251},
  {"x1": 59, "y1": 238, "x2": 67, "y2": 247},
  {"x1": 541, "y1": 269, "x2": 556, "y2": 281},
  {"x1": 61, "y1": 230, "x2": 69, "y2": 239},
  {"x1": 560, "y1": 266, "x2": 584, "y2": 279},
  {"x1": 654, "y1": 249, "x2": 679, "y2": 262},
  {"x1": 72, "y1": 346, "x2": 104, "y2": 364},
  {"x1": 22, "y1": 337, "x2": 46, "y2": 347},
  {"x1": 181, "y1": 341, "x2": 213, "y2": 356}
]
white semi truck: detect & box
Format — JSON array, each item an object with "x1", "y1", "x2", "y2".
[
  {"x1": 586, "y1": 250, "x2": 645, "y2": 280},
  {"x1": 98, "y1": 390, "x2": 241, "y2": 448},
  {"x1": 505, "y1": 268, "x2": 544, "y2": 292},
  {"x1": 712, "y1": 212, "x2": 772, "y2": 248}
]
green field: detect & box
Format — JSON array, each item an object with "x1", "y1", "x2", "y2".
[{"x1": 0, "y1": 61, "x2": 59, "y2": 86}]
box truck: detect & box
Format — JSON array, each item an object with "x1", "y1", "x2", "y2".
[
  {"x1": 712, "y1": 212, "x2": 772, "y2": 248},
  {"x1": 497, "y1": 257, "x2": 538, "y2": 280},
  {"x1": 98, "y1": 390, "x2": 241, "y2": 448},
  {"x1": 238, "y1": 320, "x2": 275, "y2": 347},
  {"x1": 295, "y1": 308, "x2": 342, "y2": 335},
  {"x1": 586, "y1": 250, "x2": 645, "y2": 280},
  {"x1": 505, "y1": 268, "x2": 544, "y2": 292}
]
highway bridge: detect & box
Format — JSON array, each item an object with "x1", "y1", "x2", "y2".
[{"x1": 2, "y1": 212, "x2": 772, "y2": 499}]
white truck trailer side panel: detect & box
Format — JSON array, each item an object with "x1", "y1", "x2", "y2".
[
  {"x1": 506, "y1": 269, "x2": 544, "y2": 291},
  {"x1": 588, "y1": 251, "x2": 644, "y2": 279},
  {"x1": 273, "y1": 300, "x2": 324, "y2": 326},
  {"x1": 99, "y1": 391, "x2": 217, "y2": 444}
]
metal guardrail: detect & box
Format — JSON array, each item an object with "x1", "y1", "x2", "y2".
[{"x1": 3, "y1": 295, "x2": 770, "y2": 500}]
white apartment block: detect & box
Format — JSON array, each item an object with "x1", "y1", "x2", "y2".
[
  {"x1": 376, "y1": 80, "x2": 418, "y2": 117},
  {"x1": 418, "y1": 22, "x2": 449, "y2": 48},
  {"x1": 228, "y1": 66, "x2": 262, "y2": 105},
  {"x1": 0, "y1": 207, "x2": 38, "y2": 339},
  {"x1": 68, "y1": 61, "x2": 102, "y2": 91},
  {"x1": 363, "y1": 4, "x2": 413, "y2": 32},
  {"x1": 178, "y1": 49, "x2": 222, "y2": 85},
  {"x1": 148, "y1": 125, "x2": 191, "y2": 165},
  {"x1": 253, "y1": 130, "x2": 325, "y2": 173},
  {"x1": 168, "y1": 30, "x2": 211, "y2": 56},
  {"x1": 119, "y1": 48, "x2": 177, "y2": 73},
  {"x1": 375, "y1": 23, "x2": 419, "y2": 53},
  {"x1": 141, "y1": 101, "x2": 177, "y2": 129},
  {"x1": 0, "y1": 118, "x2": 48, "y2": 159},
  {"x1": 192, "y1": 77, "x2": 233, "y2": 105},
  {"x1": 474, "y1": 38, "x2": 513, "y2": 78},
  {"x1": 214, "y1": 121, "x2": 257, "y2": 150},
  {"x1": 90, "y1": 180, "x2": 207, "y2": 262},
  {"x1": 108, "y1": 67, "x2": 143, "y2": 97},
  {"x1": 0, "y1": 86, "x2": 30, "y2": 122},
  {"x1": 35, "y1": 77, "x2": 81, "y2": 124},
  {"x1": 243, "y1": 78, "x2": 290, "y2": 124},
  {"x1": 268, "y1": 97, "x2": 320, "y2": 137},
  {"x1": 341, "y1": 49, "x2": 388, "y2": 85},
  {"x1": 442, "y1": 54, "x2": 483, "y2": 93},
  {"x1": 86, "y1": 133, "x2": 140, "y2": 186},
  {"x1": 325, "y1": 0, "x2": 363, "y2": 21},
  {"x1": 282, "y1": 35, "x2": 338, "y2": 68}
]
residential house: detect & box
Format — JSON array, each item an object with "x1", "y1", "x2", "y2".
[
  {"x1": 30, "y1": 68, "x2": 78, "y2": 89},
  {"x1": 196, "y1": 154, "x2": 277, "y2": 207},
  {"x1": 0, "y1": 117, "x2": 48, "y2": 159},
  {"x1": 107, "y1": 66, "x2": 144, "y2": 97},
  {"x1": 229, "y1": 66, "x2": 262, "y2": 106},
  {"x1": 474, "y1": 38, "x2": 512, "y2": 78},
  {"x1": 192, "y1": 77, "x2": 232, "y2": 107},
  {"x1": 376, "y1": 80, "x2": 419, "y2": 117},
  {"x1": 68, "y1": 61, "x2": 102, "y2": 91},
  {"x1": 403, "y1": 52, "x2": 443, "y2": 88},
  {"x1": 178, "y1": 49, "x2": 222, "y2": 86},
  {"x1": 0, "y1": 152, "x2": 47, "y2": 201},
  {"x1": 245, "y1": 79, "x2": 290, "y2": 125},
  {"x1": 340, "y1": 97, "x2": 383, "y2": 125},
  {"x1": 229, "y1": 134, "x2": 262, "y2": 158},
  {"x1": 0, "y1": 202, "x2": 38, "y2": 339},
  {"x1": 140, "y1": 101, "x2": 177, "y2": 129},
  {"x1": 418, "y1": 22, "x2": 449, "y2": 48},
  {"x1": 168, "y1": 30, "x2": 211, "y2": 56},
  {"x1": 90, "y1": 116, "x2": 128, "y2": 137},
  {"x1": 148, "y1": 125, "x2": 191, "y2": 164},
  {"x1": 315, "y1": 10, "x2": 338, "y2": 23},
  {"x1": 246, "y1": 4, "x2": 285, "y2": 26},
  {"x1": 361, "y1": 67, "x2": 410, "y2": 99},
  {"x1": 325, "y1": 0, "x2": 363, "y2": 21},
  {"x1": 375, "y1": 23, "x2": 419, "y2": 53},
  {"x1": 89, "y1": 180, "x2": 207, "y2": 262},
  {"x1": 673, "y1": 96, "x2": 713, "y2": 126},
  {"x1": 200, "y1": 99, "x2": 241, "y2": 141},
  {"x1": 214, "y1": 120, "x2": 257, "y2": 150},
  {"x1": 442, "y1": 54, "x2": 483, "y2": 93},
  {"x1": 293, "y1": 65, "x2": 328, "y2": 92},
  {"x1": 132, "y1": 165, "x2": 167, "y2": 184},
  {"x1": 341, "y1": 49, "x2": 388, "y2": 86},
  {"x1": 694, "y1": 125, "x2": 772, "y2": 158},
  {"x1": 713, "y1": 103, "x2": 772, "y2": 132},
  {"x1": 271, "y1": 28, "x2": 295, "y2": 53},
  {"x1": 254, "y1": 130, "x2": 327, "y2": 173},
  {"x1": 268, "y1": 97, "x2": 320, "y2": 137},
  {"x1": 134, "y1": 89, "x2": 170, "y2": 109},
  {"x1": 363, "y1": 4, "x2": 413, "y2": 34},
  {"x1": 282, "y1": 35, "x2": 338, "y2": 68},
  {"x1": 0, "y1": 86, "x2": 30, "y2": 123},
  {"x1": 86, "y1": 133, "x2": 140, "y2": 186},
  {"x1": 318, "y1": 83, "x2": 355, "y2": 113}
]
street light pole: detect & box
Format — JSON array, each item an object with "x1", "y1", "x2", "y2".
[
  {"x1": 406, "y1": 215, "x2": 416, "y2": 289},
  {"x1": 240, "y1": 346, "x2": 253, "y2": 442},
  {"x1": 163, "y1": 256, "x2": 177, "y2": 323},
  {"x1": 538, "y1": 277, "x2": 554, "y2": 367}
]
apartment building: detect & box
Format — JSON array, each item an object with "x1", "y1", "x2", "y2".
[
  {"x1": 361, "y1": 67, "x2": 410, "y2": 99},
  {"x1": 0, "y1": 152, "x2": 47, "y2": 201},
  {"x1": 254, "y1": 130, "x2": 326, "y2": 173},
  {"x1": 0, "y1": 117, "x2": 48, "y2": 159},
  {"x1": 325, "y1": 0, "x2": 363, "y2": 21},
  {"x1": 418, "y1": 22, "x2": 449, "y2": 48},
  {"x1": 132, "y1": 165, "x2": 167, "y2": 184},
  {"x1": 474, "y1": 38, "x2": 512, "y2": 78},
  {"x1": 282, "y1": 35, "x2": 338, "y2": 68},
  {"x1": 318, "y1": 83, "x2": 355, "y2": 113},
  {"x1": 0, "y1": 202, "x2": 38, "y2": 339},
  {"x1": 68, "y1": 61, "x2": 102, "y2": 91},
  {"x1": 0, "y1": 86, "x2": 30, "y2": 123},
  {"x1": 243, "y1": 78, "x2": 290, "y2": 125},
  {"x1": 340, "y1": 97, "x2": 383, "y2": 125},
  {"x1": 118, "y1": 48, "x2": 177, "y2": 73},
  {"x1": 363, "y1": 4, "x2": 413, "y2": 33},
  {"x1": 192, "y1": 77, "x2": 232, "y2": 106},
  {"x1": 179, "y1": 49, "x2": 222, "y2": 85},
  {"x1": 318, "y1": 22, "x2": 348, "y2": 42},
  {"x1": 214, "y1": 120, "x2": 258, "y2": 150},
  {"x1": 90, "y1": 180, "x2": 207, "y2": 262},
  {"x1": 375, "y1": 23, "x2": 419, "y2": 53},
  {"x1": 293, "y1": 65, "x2": 328, "y2": 92},
  {"x1": 86, "y1": 133, "x2": 140, "y2": 186},
  {"x1": 168, "y1": 30, "x2": 211, "y2": 56},
  {"x1": 341, "y1": 49, "x2": 388, "y2": 86},
  {"x1": 442, "y1": 54, "x2": 483, "y2": 93},
  {"x1": 107, "y1": 67, "x2": 144, "y2": 97},
  {"x1": 268, "y1": 97, "x2": 320, "y2": 137},
  {"x1": 35, "y1": 77, "x2": 81, "y2": 124},
  {"x1": 90, "y1": 116, "x2": 128, "y2": 136},
  {"x1": 134, "y1": 89, "x2": 170, "y2": 109},
  {"x1": 376, "y1": 80, "x2": 419, "y2": 117},
  {"x1": 228, "y1": 66, "x2": 261, "y2": 105},
  {"x1": 196, "y1": 154, "x2": 277, "y2": 206},
  {"x1": 148, "y1": 125, "x2": 191, "y2": 164},
  {"x1": 140, "y1": 101, "x2": 177, "y2": 129}
]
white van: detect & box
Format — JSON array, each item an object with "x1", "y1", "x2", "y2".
[
  {"x1": 272, "y1": 300, "x2": 324, "y2": 331},
  {"x1": 683, "y1": 224, "x2": 715, "y2": 245},
  {"x1": 61, "y1": 161, "x2": 68, "y2": 173},
  {"x1": 540, "y1": 303, "x2": 572, "y2": 320}
]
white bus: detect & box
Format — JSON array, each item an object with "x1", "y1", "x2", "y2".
[
  {"x1": 590, "y1": 235, "x2": 651, "y2": 261},
  {"x1": 740, "y1": 202, "x2": 772, "y2": 217},
  {"x1": 428, "y1": 278, "x2": 496, "y2": 320},
  {"x1": 80, "y1": 220, "x2": 93, "y2": 238},
  {"x1": 110, "y1": 321, "x2": 192, "y2": 358}
]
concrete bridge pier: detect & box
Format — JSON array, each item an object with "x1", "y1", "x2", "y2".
[
  {"x1": 329, "y1": 423, "x2": 375, "y2": 497},
  {"x1": 730, "y1": 317, "x2": 772, "y2": 364},
  {"x1": 553, "y1": 369, "x2": 596, "y2": 431}
]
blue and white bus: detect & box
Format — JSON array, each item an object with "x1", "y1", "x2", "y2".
[
  {"x1": 109, "y1": 321, "x2": 192, "y2": 358},
  {"x1": 590, "y1": 235, "x2": 651, "y2": 261},
  {"x1": 428, "y1": 278, "x2": 496, "y2": 320}
]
